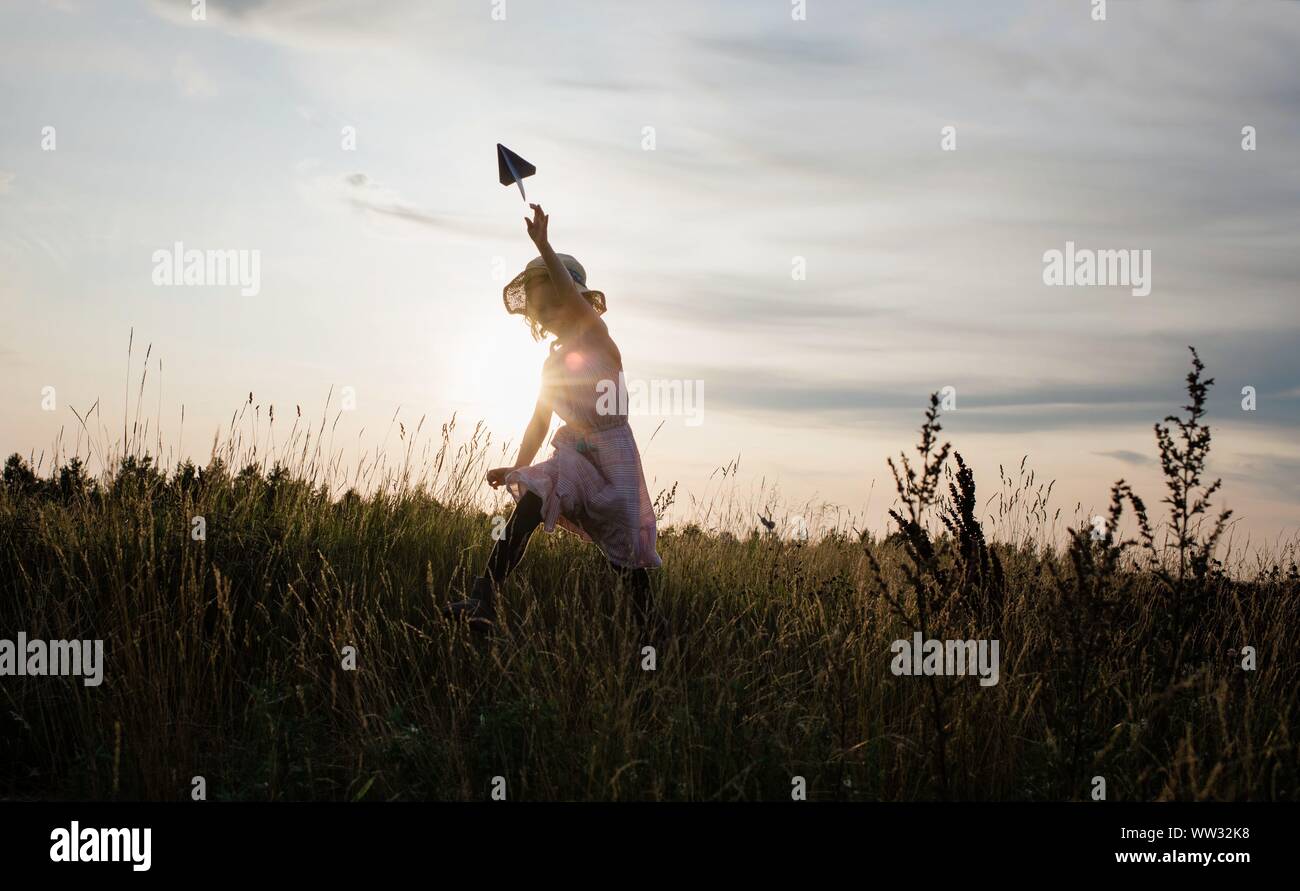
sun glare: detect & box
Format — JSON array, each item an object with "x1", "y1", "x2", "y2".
[{"x1": 456, "y1": 318, "x2": 549, "y2": 431}]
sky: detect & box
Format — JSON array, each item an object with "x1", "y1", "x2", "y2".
[{"x1": 1, "y1": 0, "x2": 1297, "y2": 548}]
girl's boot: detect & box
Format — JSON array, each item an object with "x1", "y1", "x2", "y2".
[{"x1": 442, "y1": 576, "x2": 496, "y2": 628}]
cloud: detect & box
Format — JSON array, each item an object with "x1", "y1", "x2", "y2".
[
  {"x1": 546, "y1": 77, "x2": 657, "y2": 95},
  {"x1": 341, "y1": 173, "x2": 487, "y2": 233},
  {"x1": 1218, "y1": 452, "x2": 1300, "y2": 501},
  {"x1": 146, "y1": 0, "x2": 460, "y2": 52},
  {"x1": 655, "y1": 356, "x2": 1300, "y2": 437},
  {"x1": 294, "y1": 167, "x2": 499, "y2": 240},
  {"x1": 632, "y1": 271, "x2": 904, "y2": 333},
  {"x1": 342, "y1": 173, "x2": 439, "y2": 224},
  {"x1": 1096, "y1": 450, "x2": 1152, "y2": 467},
  {"x1": 0, "y1": 171, "x2": 13, "y2": 194},
  {"x1": 691, "y1": 32, "x2": 868, "y2": 70}
]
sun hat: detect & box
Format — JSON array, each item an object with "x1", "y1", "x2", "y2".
[{"x1": 503, "y1": 254, "x2": 606, "y2": 317}]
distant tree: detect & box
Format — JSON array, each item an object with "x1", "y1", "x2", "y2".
[{"x1": 3, "y1": 454, "x2": 40, "y2": 496}]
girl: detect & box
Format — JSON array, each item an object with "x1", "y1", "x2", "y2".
[{"x1": 443, "y1": 203, "x2": 662, "y2": 629}]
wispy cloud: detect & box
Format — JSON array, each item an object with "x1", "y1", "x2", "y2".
[
  {"x1": 1219, "y1": 452, "x2": 1300, "y2": 501},
  {"x1": 295, "y1": 168, "x2": 500, "y2": 240},
  {"x1": 1096, "y1": 450, "x2": 1152, "y2": 467}
]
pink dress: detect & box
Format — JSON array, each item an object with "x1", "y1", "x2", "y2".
[{"x1": 505, "y1": 327, "x2": 662, "y2": 569}]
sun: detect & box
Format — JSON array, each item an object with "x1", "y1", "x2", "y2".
[{"x1": 454, "y1": 317, "x2": 549, "y2": 431}]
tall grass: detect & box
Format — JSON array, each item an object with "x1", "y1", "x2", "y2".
[{"x1": 0, "y1": 348, "x2": 1296, "y2": 801}]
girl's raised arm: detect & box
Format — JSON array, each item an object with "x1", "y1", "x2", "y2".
[{"x1": 524, "y1": 203, "x2": 602, "y2": 326}]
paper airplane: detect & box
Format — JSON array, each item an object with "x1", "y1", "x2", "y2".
[{"x1": 496, "y1": 143, "x2": 536, "y2": 201}]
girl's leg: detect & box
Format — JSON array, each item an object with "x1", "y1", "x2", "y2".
[
  {"x1": 483, "y1": 489, "x2": 544, "y2": 587},
  {"x1": 610, "y1": 561, "x2": 657, "y2": 632},
  {"x1": 444, "y1": 490, "x2": 544, "y2": 622},
  {"x1": 627, "y1": 567, "x2": 653, "y2": 626}
]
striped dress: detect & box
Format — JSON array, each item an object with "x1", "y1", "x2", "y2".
[{"x1": 505, "y1": 326, "x2": 662, "y2": 569}]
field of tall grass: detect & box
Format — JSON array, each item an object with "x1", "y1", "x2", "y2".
[{"x1": 1, "y1": 347, "x2": 1296, "y2": 801}]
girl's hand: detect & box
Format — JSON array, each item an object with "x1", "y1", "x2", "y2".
[
  {"x1": 486, "y1": 466, "x2": 514, "y2": 489},
  {"x1": 524, "y1": 203, "x2": 549, "y2": 249}
]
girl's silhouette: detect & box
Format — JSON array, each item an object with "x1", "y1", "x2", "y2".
[{"x1": 444, "y1": 203, "x2": 661, "y2": 629}]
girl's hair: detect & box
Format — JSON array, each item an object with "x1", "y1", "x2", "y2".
[{"x1": 525, "y1": 291, "x2": 604, "y2": 341}]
